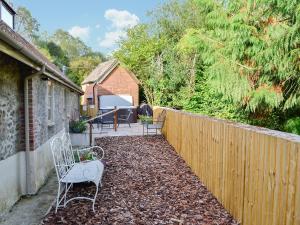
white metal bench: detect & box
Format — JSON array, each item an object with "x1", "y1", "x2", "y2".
[{"x1": 50, "y1": 132, "x2": 105, "y2": 213}]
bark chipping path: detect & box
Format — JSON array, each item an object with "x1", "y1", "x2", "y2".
[{"x1": 43, "y1": 136, "x2": 238, "y2": 225}]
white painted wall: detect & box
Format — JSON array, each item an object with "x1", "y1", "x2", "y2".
[
  {"x1": 0, "y1": 129, "x2": 65, "y2": 217},
  {"x1": 99, "y1": 95, "x2": 133, "y2": 108},
  {"x1": 0, "y1": 151, "x2": 26, "y2": 218}
]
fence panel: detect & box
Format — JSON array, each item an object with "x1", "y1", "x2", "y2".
[{"x1": 154, "y1": 107, "x2": 300, "y2": 225}]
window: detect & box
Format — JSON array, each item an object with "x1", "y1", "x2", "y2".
[
  {"x1": 87, "y1": 97, "x2": 93, "y2": 106},
  {"x1": 0, "y1": 1, "x2": 14, "y2": 29},
  {"x1": 47, "y1": 81, "x2": 54, "y2": 125}
]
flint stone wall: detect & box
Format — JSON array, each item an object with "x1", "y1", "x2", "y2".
[
  {"x1": 0, "y1": 53, "x2": 80, "y2": 160},
  {"x1": 0, "y1": 54, "x2": 25, "y2": 160}
]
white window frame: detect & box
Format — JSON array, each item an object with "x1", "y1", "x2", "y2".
[
  {"x1": 47, "y1": 81, "x2": 55, "y2": 126},
  {"x1": 0, "y1": 2, "x2": 14, "y2": 29}
]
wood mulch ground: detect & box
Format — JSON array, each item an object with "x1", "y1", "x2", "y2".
[{"x1": 42, "y1": 136, "x2": 239, "y2": 225}]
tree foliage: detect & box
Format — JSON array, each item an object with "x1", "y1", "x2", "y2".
[
  {"x1": 68, "y1": 54, "x2": 103, "y2": 85},
  {"x1": 15, "y1": 7, "x2": 40, "y2": 42},
  {"x1": 115, "y1": 0, "x2": 300, "y2": 132},
  {"x1": 13, "y1": 5, "x2": 105, "y2": 86},
  {"x1": 50, "y1": 29, "x2": 92, "y2": 60}
]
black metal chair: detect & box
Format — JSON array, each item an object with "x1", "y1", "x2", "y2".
[
  {"x1": 96, "y1": 109, "x2": 114, "y2": 130},
  {"x1": 118, "y1": 109, "x2": 133, "y2": 128},
  {"x1": 143, "y1": 109, "x2": 166, "y2": 135}
]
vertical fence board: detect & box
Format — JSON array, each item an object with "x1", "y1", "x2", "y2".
[{"x1": 293, "y1": 144, "x2": 300, "y2": 225}]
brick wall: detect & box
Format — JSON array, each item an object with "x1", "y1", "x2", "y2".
[{"x1": 97, "y1": 66, "x2": 139, "y2": 107}]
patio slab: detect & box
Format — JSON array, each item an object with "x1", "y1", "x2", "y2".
[
  {"x1": 71, "y1": 123, "x2": 161, "y2": 146},
  {"x1": 43, "y1": 136, "x2": 238, "y2": 225},
  {"x1": 89, "y1": 123, "x2": 161, "y2": 137}
]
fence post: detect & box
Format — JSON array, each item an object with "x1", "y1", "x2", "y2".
[
  {"x1": 114, "y1": 106, "x2": 118, "y2": 132},
  {"x1": 89, "y1": 122, "x2": 92, "y2": 146}
]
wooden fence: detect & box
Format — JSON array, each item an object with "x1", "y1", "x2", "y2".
[
  {"x1": 80, "y1": 105, "x2": 98, "y2": 118},
  {"x1": 154, "y1": 107, "x2": 300, "y2": 225}
]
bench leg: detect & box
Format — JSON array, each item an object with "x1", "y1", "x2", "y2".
[
  {"x1": 63, "y1": 183, "x2": 71, "y2": 207},
  {"x1": 55, "y1": 183, "x2": 61, "y2": 213},
  {"x1": 92, "y1": 184, "x2": 99, "y2": 213}
]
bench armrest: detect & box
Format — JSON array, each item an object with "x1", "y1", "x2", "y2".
[{"x1": 75, "y1": 146, "x2": 104, "y2": 162}]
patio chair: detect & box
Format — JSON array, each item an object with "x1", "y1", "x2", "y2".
[
  {"x1": 143, "y1": 109, "x2": 166, "y2": 135},
  {"x1": 118, "y1": 109, "x2": 133, "y2": 127},
  {"x1": 50, "y1": 133, "x2": 104, "y2": 213},
  {"x1": 97, "y1": 109, "x2": 114, "y2": 130}
]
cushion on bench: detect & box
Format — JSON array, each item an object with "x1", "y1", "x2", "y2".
[{"x1": 61, "y1": 160, "x2": 104, "y2": 185}]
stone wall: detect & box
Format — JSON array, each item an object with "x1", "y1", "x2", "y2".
[
  {"x1": 0, "y1": 53, "x2": 25, "y2": 161},
  {"x1": 0, "y1": 53, "x2": 80, "y2": 160},
  {"x1": 31, "y1": 77, "x2": 80, "y2": 148},
  {"x1": 0, "y1": 53, "x2": 81, "y2": 215}
]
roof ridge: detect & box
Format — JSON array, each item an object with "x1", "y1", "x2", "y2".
[{"x1": 81, "y1": 59, "x2": 119, "y2": 85}]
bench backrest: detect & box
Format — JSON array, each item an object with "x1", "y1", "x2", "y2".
[
  {"x1": 50, "y1": 137, "x2": 69, "y2": 181},
  {"x1": 61, "y1": 132, "x2": 75, "y2": 165}
]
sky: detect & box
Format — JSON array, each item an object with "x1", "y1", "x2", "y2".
[{"x1": 11, "y1": 0, "x2": 164, "y2": 54}]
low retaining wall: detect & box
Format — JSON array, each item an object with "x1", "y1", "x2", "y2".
[
  {"x1": 154, "y1": 107, "x2": 300, "y2": 225},
  {"x1": 0, "y1": 151, "x2": 26, "y2": 219}
]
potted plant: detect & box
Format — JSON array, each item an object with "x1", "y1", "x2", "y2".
[
  {"x1": 69, "y1": 120, "x2": 89, "y2": 146},
  {"x1": 139, "y1": 115, "x2": 153, "y2": 124},
  {"x1": 69, "y1": 120, "x2": 87, "y2": 133}
]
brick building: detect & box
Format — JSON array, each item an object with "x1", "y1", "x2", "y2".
[{"x1": 81, "y1": 59, "x2": 139, "y2": 117}]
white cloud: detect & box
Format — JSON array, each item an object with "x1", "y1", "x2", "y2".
[
  {"x1": 68, "y1": 26, "x2": 90, "y2": 40},
  {"x1": 98, "y1": 30, "x2": 127, "y2": 48},
  {"x1": 104, "y1": 9, "x2": 139, "y2": 29},
  {"x1": 95, "y1": 24, "x2": 101, "y2": 29},
  {"x1": 98, "y1": 9, "x2": 139, "y2": 50}
]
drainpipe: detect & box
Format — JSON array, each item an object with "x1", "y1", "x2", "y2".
[
  {"x1": 92, "y1": 82, "x2": 97, "y2": 106},
  {"x1": 24, "y1": 64, "x2": 46, "y2": 194}
]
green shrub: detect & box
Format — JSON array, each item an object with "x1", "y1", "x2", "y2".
[
  {"x1": 69, "y1": 120, "x2": 87, "y2": 133},
  {"x1": 139, "y1": 115, "x2": 153, "y2": 124},
  {"x1": 73, "y1": 151, "x2": 94, "y2": 162},
  {"x1": 284, "y1": 117, "x2": 300, "y2": 135}
]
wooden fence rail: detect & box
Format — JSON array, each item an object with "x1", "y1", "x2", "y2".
[{"x1": 154, "y1": 107, "x2": 300, "y2": 225}]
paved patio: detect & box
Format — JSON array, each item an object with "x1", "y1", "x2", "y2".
[{"x1": 89, "y1": 122, "x2": 160, "y2": 137}]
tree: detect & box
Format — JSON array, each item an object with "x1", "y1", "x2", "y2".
[
  {"x1": 51, "y1": 29, "x2": 92, "y2": 59},
  {"x1": 69, "y1": 55, "x2": 103, "y2": 86},
  {"x1": 10, "y1": 3, "x2": 106, "y2": 87},
  {"x1": 15, "y1": 7, "x2": 40, "y2": 43},
  {"x1": 115, "y1": 0, "x2": 300, "y2": 132},
  {"x1": 114, "y1": 24, "x2": 166, "y2": 105}
]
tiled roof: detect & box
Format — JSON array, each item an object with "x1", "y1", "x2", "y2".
[
  {"x1": 0, "y1": 21, "x2": 83, "y2": 94},
  {"x1": 82, "y1": 59, "x2": 119, "y2": 85}
]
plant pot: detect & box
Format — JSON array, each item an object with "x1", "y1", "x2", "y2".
[{"x1": 69, "y1": 133, "x2": 90, "y2": 146}]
